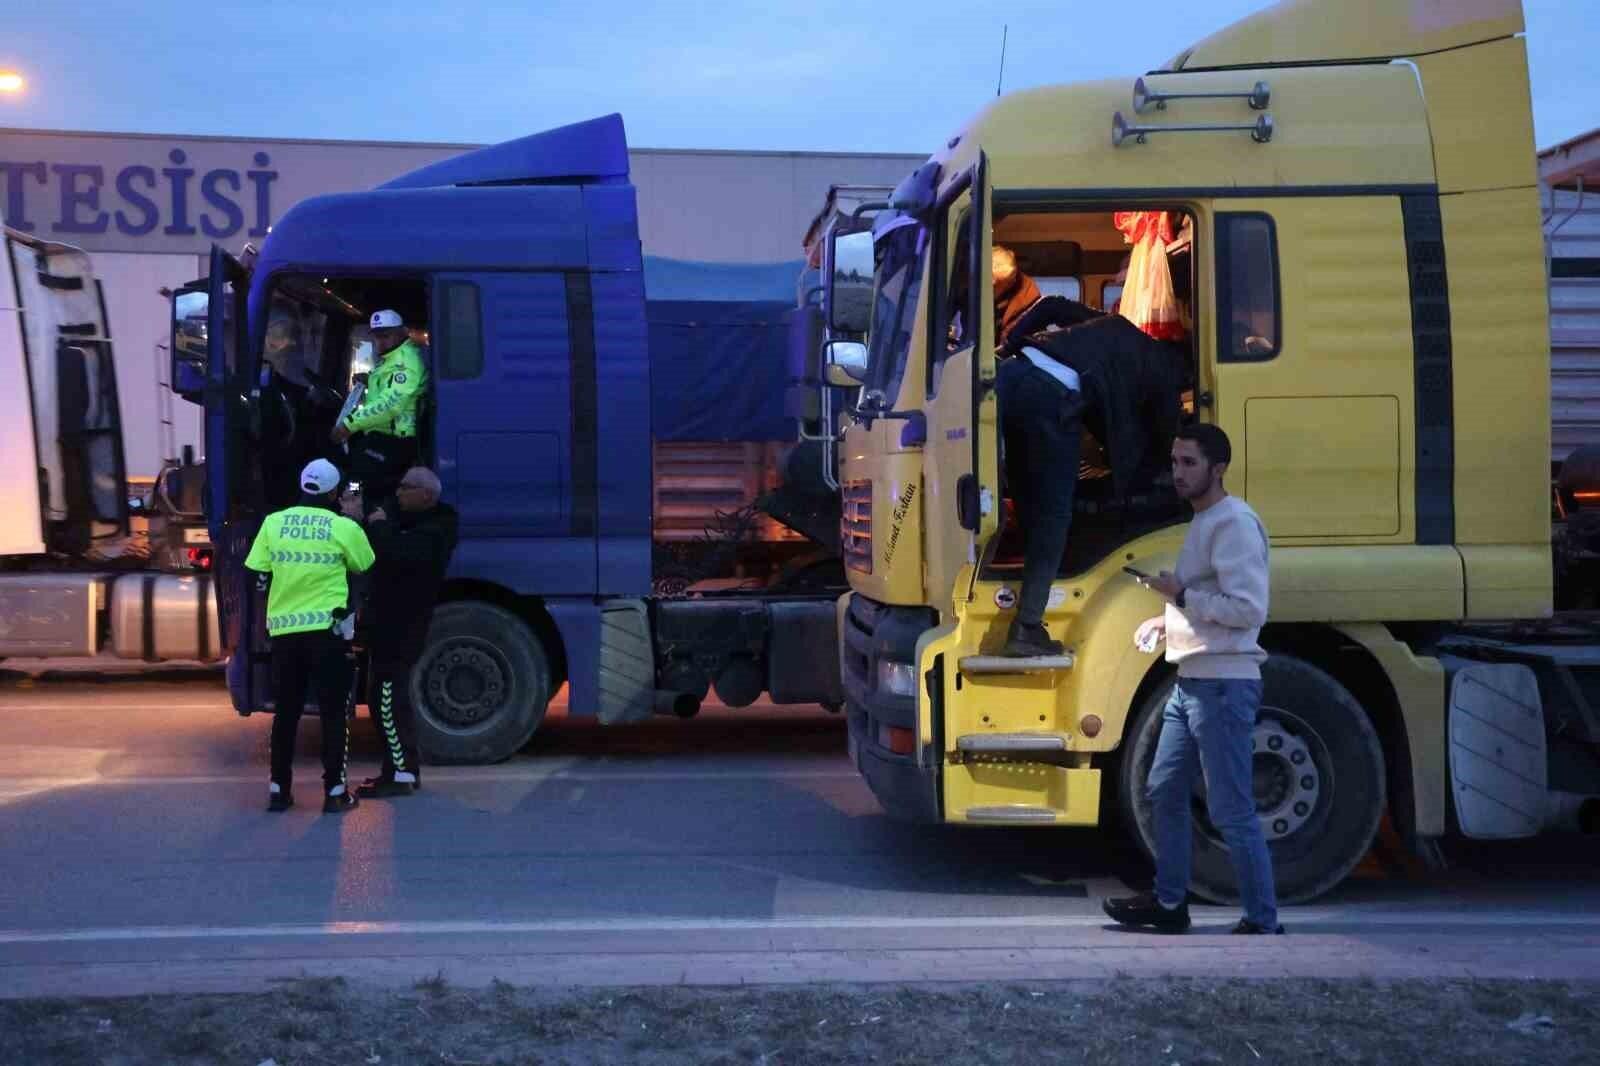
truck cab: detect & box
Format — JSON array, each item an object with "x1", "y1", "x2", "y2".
[
  {"x1": 172, "y1": 114, "x2": 844, "y2": 762},
  {"x1": 829, "y1": 0, "x2": 1583, "y2": 902}
]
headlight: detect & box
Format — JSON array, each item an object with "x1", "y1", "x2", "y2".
[{"x1": 876, "y1": 660, "x2": 917, "y2": 698}]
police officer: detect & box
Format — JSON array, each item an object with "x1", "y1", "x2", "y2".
[
  {"x1": 358, "y1": 467, "x2": 459, "y2": 797},
  {"x1": 245, "y1": 458, "x2": 376, "y2": 813},
  {"x1": 333, "y1": 309, "x2": 429, "y2": 512}
]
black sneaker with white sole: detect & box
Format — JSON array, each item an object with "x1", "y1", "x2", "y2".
[
  {"x1": 1103, "y1": 892, "x2": 1192, "y2": 933},
  {"x1": 267, "y1": 790, "x2": 294, "y2": 813},
  {"x1": 357, "y1": 778, "x2": 416, "y2": 798},
  {"x1": 322, "y1": 790, "x2": 360, "y2": 814},
  {"x1": 362, "y1": 774, "x2": 422, "y2": 792},
  {"x1": 1231, "y1": 919, "x2": 1286, "y2": 935}
]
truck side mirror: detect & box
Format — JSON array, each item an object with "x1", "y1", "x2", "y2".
[
  {"x1": 828, "y1": 231, "x2": 875, "y2": 334},
  {"x1": 170, "y1": 288, "x2": 208, "y2": 399},
  {"x1": 823, "y1": 340, "x2": 868, "y2": 386}
]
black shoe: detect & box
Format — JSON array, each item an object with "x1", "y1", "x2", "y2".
[
  {"x1": 1002, "y1": 621, "x2": 1065, "y2": 658},
  {"x1": 322, "y1": 790, "x2": 360, "y2": 814},
  {"x1": 1231, "y1": 919, "x2": 1286, "y2": 935},
  {"x1": 357, "y1": 778, "x2": 416, "y2": 798},
  {"x1": 1103, "y1": 892, "x2": 1192, "y2": 933},
  {"x1": 267, "y1": 790, "x2": 294, "y2": 813},
  {"x1": 363, "y1": 773, "x2": 422, "y2": 792}
]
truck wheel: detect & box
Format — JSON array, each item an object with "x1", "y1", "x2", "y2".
[
  {"x1": 1118, "y1": 656, "x2": 1386, "y2": 905},
  {"x1": 410, "y1": 602, "x2": 552, "y2": 765}
]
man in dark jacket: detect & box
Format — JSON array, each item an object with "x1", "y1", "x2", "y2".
[
  {"x1": 357, "y1": 466, "x2": 458, "y2": 797},
  {"x1": 1025, "y1": 315, "x2": 1187, "y2": 500}
]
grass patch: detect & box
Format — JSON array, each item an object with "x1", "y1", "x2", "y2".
[{"x1": 0, "y1": 977, "x2": 1594, "y2": 1065}]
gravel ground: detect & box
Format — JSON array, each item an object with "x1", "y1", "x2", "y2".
[{"x1": 2, "y1": 976, "x2": 1596, "y2": 1065}]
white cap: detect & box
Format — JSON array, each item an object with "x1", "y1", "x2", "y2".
[
  {"x1": 370, "y1": 309, "x2": 404, "y2": 331},
  {"x1": 300, "y1": 458, "x2": 342, "y2": 495}
]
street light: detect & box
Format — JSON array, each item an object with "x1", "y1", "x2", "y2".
[{"x1": 0, "y1": 72, "x2": 24, "y2": 94}]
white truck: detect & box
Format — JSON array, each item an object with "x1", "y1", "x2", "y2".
[{"x1": 0, "y1": 219, "x2": 219, "y2": 663}]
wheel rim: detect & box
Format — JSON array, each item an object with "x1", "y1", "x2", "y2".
[
  {"x1": 1250, "y1": 716, "x2": 1323, "y2": 841},
  {"x1": 418, "y1": 636, "x2": 512, "y2": 731},
  {"x1": 1189, "y1": 704, "x2": 1334, "y2": 849}
]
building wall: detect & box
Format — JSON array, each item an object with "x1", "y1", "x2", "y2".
[{"x1": 0, "y1": 127, "x2": 921, "y2": 477}]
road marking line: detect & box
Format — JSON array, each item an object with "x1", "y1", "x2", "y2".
[
  {"x1": 0, "y1": 769, "x2": 859, "y2": 787},
  {"x1": 2, "y1": 910, "x2": 1597, "y2": 945},
  {"x1": 0, "y1": 703, "x2": 229, "y2": 712}
]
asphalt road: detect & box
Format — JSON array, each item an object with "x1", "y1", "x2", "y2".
[{"x1": 1, "y1": 661, "x2": 1597, "y2": 997}]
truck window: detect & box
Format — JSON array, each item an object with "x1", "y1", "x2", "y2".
[
  {"x1": 930, "y1": 184, "x2": 979, "y2": 398},
  {"x1": 264, "y1": 294, "x2": 328, "y2": 387},
  {"x1": 1035, "y1": 277, "x2": 1082, "y2": 302},
  {"x1": 865, "y1": 218, "x2": 928, "y2": 403},
  {"x1": 439, "y1": 282, "x2": 484, "y2": 380},
  {"x1": 1216, "y1": 213, "x2": 1280, "y2": 362}
]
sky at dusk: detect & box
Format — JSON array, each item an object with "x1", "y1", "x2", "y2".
[{"x1": 2, "y1": 1, "x2": 1593, "y2": 153}]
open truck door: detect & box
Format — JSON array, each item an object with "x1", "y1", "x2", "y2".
[
  {"x1": 172, "y1": 246, "x2": 269, "y2": 709},
  {"x1": 925, "y1": 153, "x2": 1000, "y2": 596},
  {"x1": 2, "y1": 225, "x2": 130, "y2": 557}
]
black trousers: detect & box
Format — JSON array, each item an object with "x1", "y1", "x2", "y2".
[
  {"x1": 369, "y1": 654, "x2": 422, "y2": 781},
  {"x1": 269, "y1": 630, "x2": 355, "y2": 792},
  {"x1": 995, "y1": 359, "x2": 1084, "y2": 627},
  {"x1": 346, "y1": 433, "x2": 418, "y2": 515}
]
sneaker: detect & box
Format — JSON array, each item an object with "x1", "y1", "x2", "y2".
[
  {"x1": 362, "y1": 773, "x2": 422, "y2": 792},
  {"x1": 357, "y1": 778, "x2": 416, "y2": 799},
  {"x1": 322, "y1": 789, "x2": 360, "y2": 814},
  {"x1": 1231, "y1": 919, "x2": 1286, "y2": 935},
  {"x1": 1103, "y1": 892, "x2": 1192, "y2": 933},
  {"x1": 1002, "y1": 621, "x2": 1065, "y2": 658},
  {"x1": 267, "y1": 790, "x2": 294, "y2": 813}
]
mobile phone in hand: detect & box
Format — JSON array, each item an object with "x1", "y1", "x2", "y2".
[{"x1": 1123, "y1": 565, "x2": 1155, "y2": 587}]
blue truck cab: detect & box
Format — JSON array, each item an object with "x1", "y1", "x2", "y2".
[{"x1": 170, "y1": 114, "x2": 843, "y2": 762}]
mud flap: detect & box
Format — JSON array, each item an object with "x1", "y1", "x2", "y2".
[{"x1": 598, "y1": 598, "x2": 655, "y2": 724}]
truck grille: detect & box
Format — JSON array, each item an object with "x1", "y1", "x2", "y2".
[{"x1": 842, "y1": 479, "x2": 872, "y2": 574}]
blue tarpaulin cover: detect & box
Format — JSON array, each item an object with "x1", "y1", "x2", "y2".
[{"x1": 644, "y1": 257, "x2": 804, "y2": 442}]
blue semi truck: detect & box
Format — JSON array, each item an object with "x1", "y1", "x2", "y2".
[{"x1": 168, "y1": 114, "x2": 846, "y2": 763}]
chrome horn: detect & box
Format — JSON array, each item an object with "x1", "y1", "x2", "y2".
[
  {"x1": 1133, "y1": 77, "x2": 1271, "y2": 114},
  {"x1": 1113, "y1": 111, "x2": 1274, "y2": 148}
]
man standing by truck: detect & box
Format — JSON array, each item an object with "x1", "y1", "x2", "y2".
[
  {"x1": 1104, "y1": 424, "x2": 1281, "y2": 934},
  {"x1": 333, "y1": 310, "x2": 429, "y2": 512},
  {"x1": 358, "y1": 466, "x2": 458, "y2": 797},
  {"x1": 246, "y1": 458, "x2": 376, "y2": 813}
]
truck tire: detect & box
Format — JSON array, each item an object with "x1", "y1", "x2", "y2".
[
  {"x1": 1118, "y1": 656, "x2": 1386, "y2": 905},
  {"x1": 410, "y1": 601, "x2": 552, "y2": 765}
]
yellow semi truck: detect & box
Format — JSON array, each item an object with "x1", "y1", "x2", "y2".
[{"x1": 824, "y1": 0, "x2": 1600, "y2": 903}]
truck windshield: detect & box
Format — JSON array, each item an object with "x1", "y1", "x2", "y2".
[{"x1": 864, "y1": 219, "x2": 929, "y2": 402}]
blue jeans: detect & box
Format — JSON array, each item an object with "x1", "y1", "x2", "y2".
[{"x1": 1148, "y1": 678, "x2": 1278, "y2": 928}]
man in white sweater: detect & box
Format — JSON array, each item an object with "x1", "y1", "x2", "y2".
[{"x1": 1104, "y1": 424, "x2": 1283, "y2": 935}]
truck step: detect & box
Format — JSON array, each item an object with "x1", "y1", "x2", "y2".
[
  {"x1": 962, "y1": 805, "x2": 1062, "y2": 824},
  {"x1": 956, "y1": 733, "x2": 1069, "y2": 754},
  {"x1": 959, "y1": 653, "x2": 1075, "y2": 675}
]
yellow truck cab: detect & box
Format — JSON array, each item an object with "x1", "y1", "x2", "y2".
[{"x1": 827, "y1": 0, "x2": 1594, "y2": 903}]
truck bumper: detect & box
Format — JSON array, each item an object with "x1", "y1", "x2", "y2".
[
  {"x1": 847, "y1": 706, "x2": 940, "y2": 822},
  {"x1": 841, "y1": 594, "x2": 940, "y2": 822}
]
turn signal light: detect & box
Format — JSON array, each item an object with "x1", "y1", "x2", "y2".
[{"x1": 879, "y1": 724, "x2": 916, "y2": 755}]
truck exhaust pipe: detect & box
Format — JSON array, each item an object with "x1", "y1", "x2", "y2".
[
  {"x1": 1545, "y1": 791, "x2": 1600, "y2": 834},
  {"x1": 655, "y1": 690, "x2": 700, "y2": 718}
]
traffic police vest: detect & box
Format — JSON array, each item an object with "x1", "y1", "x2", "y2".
[{"x1": 244, "y1": 505, "x2": 376, "y2": 636}]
